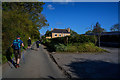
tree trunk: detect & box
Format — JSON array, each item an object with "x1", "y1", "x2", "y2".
[
  {"x1": 94, "y1": 35, "x2": 97, "y2": 45},
  {"x1": 98, "y1": 33, "x2": 101, "y2": 47}
]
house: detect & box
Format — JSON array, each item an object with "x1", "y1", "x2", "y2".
[{"x1": 46, "y1": 28, "x2": 71, "y2": 39}]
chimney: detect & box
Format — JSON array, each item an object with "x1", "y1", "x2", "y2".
[
  {"x1": 67, "y1": 28, "x2": 70, "y2": 32},
  {"x1": 51, "y1": 28, "x2": 52, "y2": 31}
]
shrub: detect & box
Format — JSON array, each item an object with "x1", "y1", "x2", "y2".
[
  {"x1": 66, "y1": 45, "x2": 77, "y2": 52},
  {"x1": 68, "y1": 35, "x2": 96, "y2": 44},
  {"x1": 42, "y1": 34, "x2": 105, "y2": 53},
  {"x1": 54, "y1": 43, "x2": 77, "y2": 52},
  {"x1": 77, "y1": 42, "x2": 105, "y2": 52},
  {"x1": 53, "y1": 42, "x2": 105, "y2": 53},
  {"x1": 55, "y1": 43, "x2": 67, "y2": 52}
]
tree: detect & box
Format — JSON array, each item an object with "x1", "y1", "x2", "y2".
[
  {"x1": 93, "y1": 22, "x2": 105, "y2": 47},
  {"x1": 2, "y1": 2, "x2": 49, "y2": 30},
  {"x1": 92, "y1": 22, "x2": 105, "y2": 33},
  {"x1": 86, "y1": 22, "x2": 105, "y2": 47},
  {"x1": 110, "y1": 24, "x2": 120, "y2": 32},
  {"x1": 85, "y1": 24, "x2": 97, "y2": 45},
  {"x1": 2, "y1": 2, "x2": 49, "y2": 56},
  {"x1": 70, "y1": 29, "x2": 78, "y2": 37},
  {"x1": 85, "y1": 30, "x2": 92, "y2": 34},
  {"x1": 45, "y1": 30, "x2": 51, "y2": 37}
]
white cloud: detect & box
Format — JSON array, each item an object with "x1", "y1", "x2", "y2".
[{"x1": 47, "y1": 4, "x2": 55, "y2": 10}]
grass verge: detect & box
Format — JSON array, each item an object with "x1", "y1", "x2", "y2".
[{"x1": 54, "y1": 42, "x2": 108, "y2": 53}]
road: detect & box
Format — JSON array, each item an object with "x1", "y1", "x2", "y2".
[
  {"x1": 2, "y1": 43, "x2": 66, "y2": 78},
  {"x1": 52, "y1": 47, "x2": 119, "y2": 78}
]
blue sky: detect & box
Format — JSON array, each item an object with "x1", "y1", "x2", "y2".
[{"x1": 40, "y1": 2, "x2": 118, "y2": 35}]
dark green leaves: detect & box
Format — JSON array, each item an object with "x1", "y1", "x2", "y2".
[{"x1": 2, "y1": 2, "x2": 49, "y2": 56}]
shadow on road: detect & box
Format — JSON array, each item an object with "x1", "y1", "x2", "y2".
[
  {"x1": 48, "y1": 76, "x2": 56, "y2": 80},
  {"x1": 5, "y1": 47, "x2": 16, "y2": 68},
  {"x1": 66, "y1": 59, "x2": 120, "y2": 79},
  {"x1": 43, "y1": 47, "x2": 55, "y2": 52}
]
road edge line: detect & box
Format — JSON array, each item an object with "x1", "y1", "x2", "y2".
[{"x1": 41, "y1": 45, "x2": 72, "y2": 79}]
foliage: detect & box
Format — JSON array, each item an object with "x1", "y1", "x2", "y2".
[
  {"x1": 45, "y1": 30, "x2": 51, "y2": 37},
  {"x1": 2, "y1": 2, "x2": 49, "y2": 63},
  {"x1": 110, "y1": 24, "x2": 120, "y2": 32},
  {"x1": 55, "y1": 43, "x2": 67, "y2": 52},
  {"x1": 70, "y1": 29, "x2": 78, "y2": 37},
  {"x1": 85, "y1": 22, "x2": 105, "y2": 47},
  {"x1": 85, "y1": 30, "x2": 92, "y2": 34},
  {"x1": 77, "y1": 43, "x2": 105, "y2": 52},
  {"x1": 2, "y1": 2, "x2": 49, "y2": 30},
  {"x1": 68, "y1": 35, "x2": 96, "y2": 44},
  {"x1": 41, "y1": 34, "x2": 100, "y2": 52},
  {"x1": 93, "y1": 22, "x2": 105, "y2": 47},
  {"x1": 92, "y1": 22, "x2": 105, "y2": 34},
  {"x1": 54, "y1": 43, "x2": 105, "y2": 52},
  {"x1": 85, "y1": 22, "x2": 105, "y2": 35}
]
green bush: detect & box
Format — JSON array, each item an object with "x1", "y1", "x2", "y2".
[
  {"x1": 54, "y1": 43, "x2": 77, "y2": 52},
  {"x1": 54, "y1": 42, "x2": 105, "y2": 53},
  {"x1": 55, "y1": 43, "x2": 67, "y2": 52},
  {"x1": 66, "y1": 45, "x2": 77, "y2": 52},
  {"x1": 44, "y1": 34, "x2": 96, "y2": 45},
  {"x1": 42, "y1": 34, "x2": 103, "y2": 53},
  {"x1": 77, "y1": 43, "x2": 105, "y2": 52}
]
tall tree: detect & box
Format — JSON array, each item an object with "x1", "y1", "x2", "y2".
[
  {"x1": 85, "y1": 24, "x2": 97, "y2": 45},
  {"x1": 2, "y1": 2, "x2": 49, "y2": 56},
  {"x1": 93, "y1": 22, "x2": 105, "y2": 47},
  {"x1": 86, "y1": 22, "x2": 105, "y2": 46},
  {"x1": 92, "y1": 22, "x2": 105, "y2": 33},
  {"x1": 2, "y1": 2, "x2": 49, "y2": 30}
]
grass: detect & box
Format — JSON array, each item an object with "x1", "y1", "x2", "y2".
[
  {"x1": 0, "y1": 54, "x2": 2, "y2": 64},
  {"x1": 54, "y1": 42, "x2": 107, "y2": 53},
  {"x1": 0, "y1": 38, "x2": 2, "y2": 64}
]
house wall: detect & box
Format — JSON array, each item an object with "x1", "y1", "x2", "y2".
[
  {"x1": 52, "y1": 33, "x2": 70, "y2": 38},
  {"x1": 46, "y1": 36, "x2": 51, "y2": 39}
]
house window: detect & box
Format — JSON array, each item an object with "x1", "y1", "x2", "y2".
[
  {"x1": 55, "y1": 34, "x2": 57, "y2": 36},
  {"x1": 59, "y1": 34, "x2": 61, "y2": 36}
]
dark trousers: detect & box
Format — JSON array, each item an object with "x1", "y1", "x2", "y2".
[{"x1": 13, "y1": 49, "x2": 21, "y2": 62}]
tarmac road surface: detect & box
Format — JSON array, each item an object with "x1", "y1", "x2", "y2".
[{"x1": 2, "y1": 43, "x2": 66, "y2": 78}]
